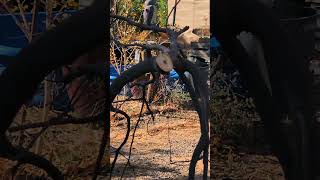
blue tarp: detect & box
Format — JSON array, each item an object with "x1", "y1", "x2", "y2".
[
  {"x1": 0, "y1": 11, "x2": 77, "y2": 48},
  {"x1": 0, "y1": 11, "x2": 76, "y2": 109},
  {"x1": 169, "y1": 69, "x2": 179, "y2": 79},
  {"x1": 0, "y1": 10, "x2": 182, "y2": 109},
  {"x1": 109, "y1": 65, "x2": 129, "y2": 80},
  {"x1": 0, "y1": 45, "x2": 21, "y2": 56},
  {"x1": 211, "y1": 36, "x2": 221, "y2": 48}
]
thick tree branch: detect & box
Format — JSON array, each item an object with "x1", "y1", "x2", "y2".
[{"x1": 111, "y1": 14, "x2": 167, "y2": 33}]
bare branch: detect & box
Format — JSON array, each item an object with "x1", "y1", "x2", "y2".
[
  {"x1": 166, "y1": 0, "x2": 181, "y2": 27},
  {"x1": 111, "y1": 14, "x2": 167, "y2": 33},
  {"x1": 8, "y1": 113, "x2": 104, "y2": 132},
  {"x1": 0, "y1": 1, "x2": 29, "y2": 39},
  {"x1": 178, "y1": 26, "x2": 190, "y2": 35},
  {"x1": 111, "y1": 38, "x2": 170, "y2": 52},
  {"x1": 15, "y1": 0, "x2": 31, "y2": 40},
  {"x1": 30, "y1": 0, "x2": 40, "y2": 38}
]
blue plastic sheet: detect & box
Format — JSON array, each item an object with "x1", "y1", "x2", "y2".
[
  {"x1": 211, "y1": 36, "x2": 221, "y2": 48},
  {"x1": 109, "y1": 64, "x2": 180, "y2": 84},
  {"x1": 0, "y1": 10, "x2": 181, "y2": 110},
  {"x1": 0, "y1": 11, "x2": 76, "y2": 109},
  {"x1": 0, "y1": 11, "x2": 77, "y2": 48},
  {"x1": 0, "y1": 45, "x2": 20, "y2": 56}
]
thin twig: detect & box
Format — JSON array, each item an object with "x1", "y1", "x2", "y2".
[
  {"x1": 167, "y1": 116, "x2": 173, "y2": 163},
  {"x1": 15, "y1": 0, "x2": 31, "y2": 40},
  {"x1": 111, "y1": 14, "x2": 167, "y2": 33},
  {"x1": 109, "y1": 107, "x2": 131, "y2": 179},
  {"x1": 0, "y1": 1, "x2": 29, "y2": 38},
  {"x1": 8, "y1": 113, "x2": 104, "y2": 132},
  {"x1": 166, "y1": 0, "x2": 181, "y2": 27},
  {"x1": 25, "y1": 126, "x2": 48, "y2": 150},
  {"x1": 111, "y1": 38, "x2": 170, "y2": 52},
  {"x1": 30, "y1": 0, "x2": 40, "y2": 39},
  {"x1": 120, "y1": 86, "x2": 147, "y2": 179}
]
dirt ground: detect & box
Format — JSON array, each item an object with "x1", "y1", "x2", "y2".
[
  {"x1": 0, "y1": 102, "x2": 207, "y2": 180},
  {"x1": 110, "y1": 101, "x2": 207, "y2": 179},
  {"x1": 111, "y1": 99, "x2": 285, "y2": 180},
  {"x1": 0, "y1": 103, "x2": 285, "y2": 180},
  {"x1": 210, "y1": 122, "x2": 285, "y2": 179},
  {"x1": 210, "y1": 141, "x2": 285, "y2": 180}
]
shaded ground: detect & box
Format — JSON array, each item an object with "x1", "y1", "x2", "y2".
[
  {"x1": 210, "y1": 139, "x2": 285, "y2": 180},
  {"x1": 210, "y1": 122, "x2": 285, "y2": 180},
  {"x1": 110, "y1": 101, "x2": 207, "y2": 179},
  {"x1": 0, "y1": 104, "x2": 285, "y2": 180}
]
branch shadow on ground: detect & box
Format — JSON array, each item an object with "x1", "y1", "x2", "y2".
[{"x1": 110, "y1": 161, "x2": 180, "y2": 179}]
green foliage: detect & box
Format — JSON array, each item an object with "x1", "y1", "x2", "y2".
[
  {"x1": 131, "y1": 0, "x2": 144, "y2": 20},
  {"x1": 157, "y1": 0, "x2": 168, "y2": 27},
  {"x1": 116, "y1": 0, "x2": 142, "y2": 21},
  {"x1": 116, "y1": 0, "x2": 168, "y2": 26}
]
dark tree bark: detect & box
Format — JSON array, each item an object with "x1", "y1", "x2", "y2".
[{"x1": 212, "y1": 0, "x2": 314, "y2": 179}]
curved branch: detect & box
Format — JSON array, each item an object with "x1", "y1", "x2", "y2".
[
  {"x1": 0, "y1": 136, "x2": 63, "y2": 179},
  {"x1": 0, "y1": 0, "x2": 107, "y2": 134},
  {"x1": 175, "y1": 58, "x2": 209, "y2": 179},
  {"x1": 109, "y1": 107, "x2": 131, "y2": 178},
  {"x1": 8, "y1": 113, "x2": 104, "y2": 132}
]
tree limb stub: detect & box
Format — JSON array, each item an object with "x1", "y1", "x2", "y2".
[{"x1": 156, "y1": 52, "x2": 173, "y2": 73}]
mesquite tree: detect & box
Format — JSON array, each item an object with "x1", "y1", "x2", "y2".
[{"x1": 110, "y1": 1, "x2": 209, "y2": 179}]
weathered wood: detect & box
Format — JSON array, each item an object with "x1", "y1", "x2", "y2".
[
  {"x1": 191, "y1": 42, "x2": 209, "y2": 50},
  {"x1": 156, "y1": 52, "x2": 173, "y2": 72}
]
